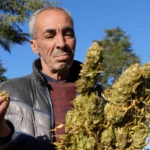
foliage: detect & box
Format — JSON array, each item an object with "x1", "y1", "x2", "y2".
[
  {"x1": 0, "y1": 0, "x2": 57, "y2": 52},
  {"x1": 0, "y1": 60, "x2": 7, "y2": 83},
  {"x1": 96, "y1": 27, "x2": 140, "y2": 87}
]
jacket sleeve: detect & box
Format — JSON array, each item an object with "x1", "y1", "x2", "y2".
[{"x1": 0, "y1": 120, "x2": 14, "y2": 150}]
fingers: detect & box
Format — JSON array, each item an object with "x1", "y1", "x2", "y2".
[
  {"x1": 0, "y1": 96, "x2": 9, "y2": 119},
  {"x1": 0, "y1": 96, "x2": 9, "y2": 103}
]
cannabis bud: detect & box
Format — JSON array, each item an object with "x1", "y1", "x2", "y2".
[{"x1": 102, "y1": 63, "x2": 150, "y2": 149}]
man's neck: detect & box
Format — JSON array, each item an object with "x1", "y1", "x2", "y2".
[{"x1": 42, "y1": 69, "x2": 69, "y2": 82}]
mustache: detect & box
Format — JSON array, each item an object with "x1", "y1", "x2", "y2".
[{"x1": 52, "y1": 47, "x2": 75, "y2": 57}]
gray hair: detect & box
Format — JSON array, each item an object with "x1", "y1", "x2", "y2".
[{"x1": 29, "y1": 6, "x2": 74, "y2": 39}]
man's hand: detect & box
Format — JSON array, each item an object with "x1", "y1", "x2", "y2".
[{"x1": 0, "y1": 94, "x2": 11, "y2": 137}]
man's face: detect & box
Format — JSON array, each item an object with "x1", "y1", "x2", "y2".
[{"x1": 31, "y1": 10, "x2": 76, "y2": 73}]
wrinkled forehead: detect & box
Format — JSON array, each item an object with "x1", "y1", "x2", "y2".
[{"x1": 35, "y1": 9, "x2": 73, "y2": 30}]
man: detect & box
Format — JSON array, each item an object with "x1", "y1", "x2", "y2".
[{"x1": 0, "y1": 6, "x2": 82, "y2": 150}]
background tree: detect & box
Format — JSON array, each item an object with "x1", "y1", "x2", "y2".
[
  {"x1": 96, "y1": 27, "x2": 140, "y2": 87},
  {"x1": 0, "y1": 0, "x2": 58, "y2": 52},
  {"x1": 0, "y1": 60, "x2": 7, "y2": 83}
]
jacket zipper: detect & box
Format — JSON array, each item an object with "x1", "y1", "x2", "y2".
[{"x1": 45, "y1": 87, "x2": 54, "y2": 142}]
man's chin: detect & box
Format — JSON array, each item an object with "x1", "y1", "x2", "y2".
[{"x1": 54, "y1": 62, "x2": 72, "y2": 72}]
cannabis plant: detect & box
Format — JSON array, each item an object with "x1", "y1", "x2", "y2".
[
  {"x1": 54, "y1": 42, "x2": 150, "y2": 150},
  {"x1": 54, "y1": 42, "x2": 104, "y2": 150}
]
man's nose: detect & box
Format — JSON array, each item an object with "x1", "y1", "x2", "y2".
[{"x1": 56, "y1": 34, "x2": 66, "y2": 49}]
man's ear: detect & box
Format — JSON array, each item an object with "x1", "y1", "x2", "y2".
[{"x1": 30, "y1": 39, "x2": 39, "y2": 54}]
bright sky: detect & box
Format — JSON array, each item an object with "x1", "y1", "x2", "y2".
[{"x1": 1, "y1": 0, "x2": 150, "y2": 80}]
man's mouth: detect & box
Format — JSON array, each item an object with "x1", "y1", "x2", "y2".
[{"x1": 54, "y1": 53, "x2": 71, "y2": 61}]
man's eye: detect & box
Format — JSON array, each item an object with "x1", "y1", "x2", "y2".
[
  {"x1": 45, "y1": 34, "x2": 55, "y2": 39},
  {"x1": 64, "y1": 32, "x2": 74, "y2": 38}
]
